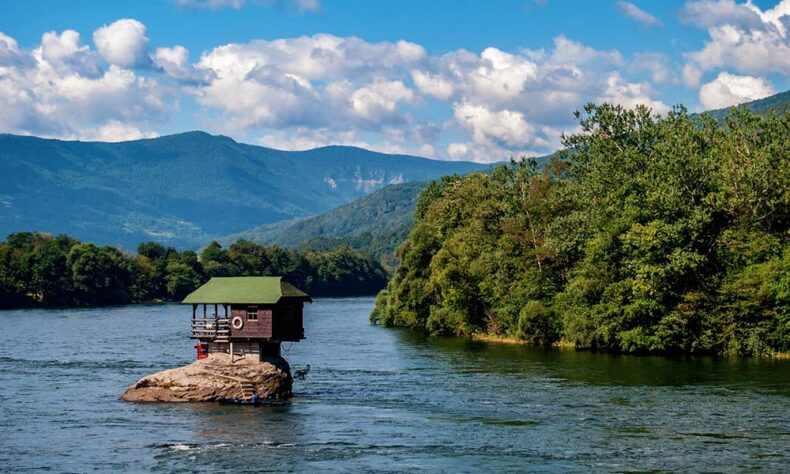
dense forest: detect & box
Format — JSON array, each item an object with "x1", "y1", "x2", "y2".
[
  {"x1": 372, "y1": 105, "x2": 789, "y2": 356},
  {"x1": 0, "y1": 233, "x2": 388, "y2": 308}
]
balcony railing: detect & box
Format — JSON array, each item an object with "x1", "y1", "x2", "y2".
[{"x1": 191, "y1": 318, "x2": 230, "y2": 341}]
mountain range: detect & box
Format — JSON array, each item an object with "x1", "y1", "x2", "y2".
[
  {"x1": 3, "y1": 90, "x2": 788, "y2": 254},
  {"x1": 0, "y1": 132, "x2": 487, "y2": 250}
]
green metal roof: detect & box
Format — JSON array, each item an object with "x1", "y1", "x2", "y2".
[{"x1": 181, "y1": 276, "x2": 310, "y2": 304}]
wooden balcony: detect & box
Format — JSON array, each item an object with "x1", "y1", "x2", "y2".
[{"x1": 191, "y1": 318, "x2": 230, "y2": 342}]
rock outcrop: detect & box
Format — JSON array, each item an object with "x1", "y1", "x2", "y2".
[{"x1": 120, "y1": 353, "x2": 292, "y2": 402}]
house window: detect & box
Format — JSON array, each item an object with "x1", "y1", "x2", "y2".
[{"x1": 247, "y1": 307, "x2": 258, "y2": 321}]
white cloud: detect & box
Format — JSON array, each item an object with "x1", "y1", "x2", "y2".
[
  {"x1": 597, "y1": 73, "x2": 670, "y2": 114},
  {"x1": 411, "y1": 70, "x2": 453, "y2": 100},
  {"x1": 79, "y1": 120, "x2": 159, "y2": 142},
  {"x1": 152, "y1": 45, "x2": 211, "y2": 83},
  {"x1": 192, "y1": 34, "x2": 425, "y2": 132},
  {"x1": 446, "y1": 142, "x2": 470, "y2": 160},
  {"x1": 617, "y1": 1, "x2": 663, "y2": 27},
  {"x1": 93, "y1": 19, "x2": 149, "y2": 68},
  {"x1": 454, "y1": 102, "x2": 534, "y2": 148},
  {"x1": 39, "y1": 30, "x2": 101, "y2": 75},
  {"x1": 680, "y1": 0, "x2": 765, "y2": 29},
  {"x1": 0, "y1": 28, "x2": 168, "y2": 140},
  {"x1": 0, "y1": 20, "x2": 692, "y2": 163},
  {"x1": 699, "y1": 71, "x2": 775, "y2": 108},
  {"x1": 350, "y1": 80, "x2": 414, "y2": 121},
  {"x1": 406, "y1": 36, "x2": 665, "y2": 158},
  {"x1": 682, "y1": 0, "x2": 790, "y2": 76},
  {"x1": 185, "y1": 32, "x2": 668, "y2": 160}
]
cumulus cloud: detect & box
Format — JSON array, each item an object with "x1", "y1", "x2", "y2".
[
  {"x1": 152, "y1": 45, "x2": 212, "y2": 84},
  {"x1": 93, "y1": 19, "x2": 149, "y2": 68},
  {"x1": 617, "y1": 1, "x2": 663, "y2": 27},
  {"x1": 597, "y1": 73, "x2": 671, "y2": 114},
  {"x1": 411, "y1": 70, "x2": 454, "y2": 100},
  {"x1": 0, "y1": 19, "x2": 687, "y2": 162},
  {"x1": 682, "y1": 0, "x2": 790, "y2": 76},
  {"x1": 0, "y1": 28, "x2": 167, "y2": 141},
  {"x1": 454, "y1": 102, "x2": 534, "y2": 148},
  {"x1": 403, "y1": 35, "x2": 665, "y2": 161},
  {"x1": 698, "y1": 71, "x2": 775, "y2": 108},
  {"x1": 350, "y1": 81, "x2": 414, "y2": 121},
  {"x1": 192, "y1": 34, "x2": 425, "y2": 132},
  {"x1": 81, "y1": 120, "x2": 160, "y2": 142}
]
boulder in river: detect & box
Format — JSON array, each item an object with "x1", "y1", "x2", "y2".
[{"x1": 120, "y1": 353, "x2": 292, "y2": 402}]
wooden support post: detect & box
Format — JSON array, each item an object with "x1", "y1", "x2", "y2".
[{"x1": 230, "y1": 341, "x2": 234, "y2": 364}]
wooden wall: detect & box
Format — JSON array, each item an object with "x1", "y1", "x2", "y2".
[{"x1": 229, "y1": 300, "x2": 305, "y2": 342}]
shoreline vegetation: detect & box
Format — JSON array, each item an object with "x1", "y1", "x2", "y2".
[
  {"x1": 372, "y1": 105, "x2": 789, "y2": 357},
  {"x1": 0, "y1": 234, "x2": 388, "y2": 309},
  {"x1": 468, "y1": 333, "x2": 790, "y2": 359}
]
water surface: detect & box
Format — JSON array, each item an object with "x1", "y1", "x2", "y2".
[{"x1": 0, "y1": 298, "x2": 788, "y2": 472}]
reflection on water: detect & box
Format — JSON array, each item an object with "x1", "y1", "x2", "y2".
[
  {"x1": 395, "y1": 329, "x2": 790, "y2": 392},
  {"x1": 0, "y1": 298, "x2": 788, "y2": 472}
]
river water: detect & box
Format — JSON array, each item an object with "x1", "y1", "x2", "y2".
[{"x1": 0, "y1": 297, "x2": 788, "y2": 472}]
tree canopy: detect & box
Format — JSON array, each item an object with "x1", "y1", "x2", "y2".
[
  {"x1": 372, "y1": 105, "x2": 789, "y2": 356},
  {"x1": 0, "y1": 234, "x2": 388, "y2": 308}
]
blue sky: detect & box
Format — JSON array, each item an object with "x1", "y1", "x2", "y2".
[{"x1": 1, "y1": 0, "x2": 789, "y2": 162}]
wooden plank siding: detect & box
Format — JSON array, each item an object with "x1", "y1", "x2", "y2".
[{"x1": 228, "y1": 301, "x2": 305, "y2": 342}]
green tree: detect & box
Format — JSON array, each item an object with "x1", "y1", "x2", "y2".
[{"x1": 68, "y1": 243, "x2": 134, "y2": 305}]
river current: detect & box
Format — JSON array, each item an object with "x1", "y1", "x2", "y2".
[{"x1": 0, "y1": 297, "x2": 788, "y2": 472}]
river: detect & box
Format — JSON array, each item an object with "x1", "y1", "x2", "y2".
[{"x1": 0, "y1": 297, "x2": 788, "y2": 472}]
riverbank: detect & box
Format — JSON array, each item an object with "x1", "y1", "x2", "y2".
[
  {"x1": 469, "y1": 332, "x2": 790, "y2": 359},
  {"x1": 471, "y1": 332, "x2": 575, "y2": 349}
]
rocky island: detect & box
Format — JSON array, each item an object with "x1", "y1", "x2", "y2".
[
  {"x1": 120, "y1": 353, "x2": 292, "y2": 402},
  {"x1": 121, "y1": 276, "x2": 311, "y2": 403}
]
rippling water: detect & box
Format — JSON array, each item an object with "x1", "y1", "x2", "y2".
[{"x1": 0, "y1": 297, "x2": 788, "y2": 472}]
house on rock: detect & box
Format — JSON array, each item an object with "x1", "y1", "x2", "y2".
[{"x1": 183, "y1": 276, "x2": 312, "y2": 362}]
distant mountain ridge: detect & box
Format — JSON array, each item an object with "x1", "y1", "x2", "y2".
[
  {"x1": 219, "y1": 180, "x2": 428, "y2": 270},
  {"x1": 699, "y1": 89, "x2": 790, "y2": 122},
  {"x1": 0, "y1": 132, "x2": 489, "y2": 250}
]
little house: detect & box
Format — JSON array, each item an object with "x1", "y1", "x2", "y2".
[{"x1": 182, "y1": 276, "x2": 311, "y2": 362}]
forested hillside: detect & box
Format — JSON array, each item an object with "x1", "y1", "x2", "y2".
[
  {"x1": 0, "y1": 232, "x2": 387, "y2": 308},
  {"x1": 372, "y1": 105, "x2": 789, "y2": 356},
  {"x1": 221, "y1": 181, "x2": 427, "y2": 270},
  {"x1": 0, "y1": 132, "x2": 487, "y2": 250},
  {"x1": 702, "y1": 90, "x2": 790, "y2": 122}
]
